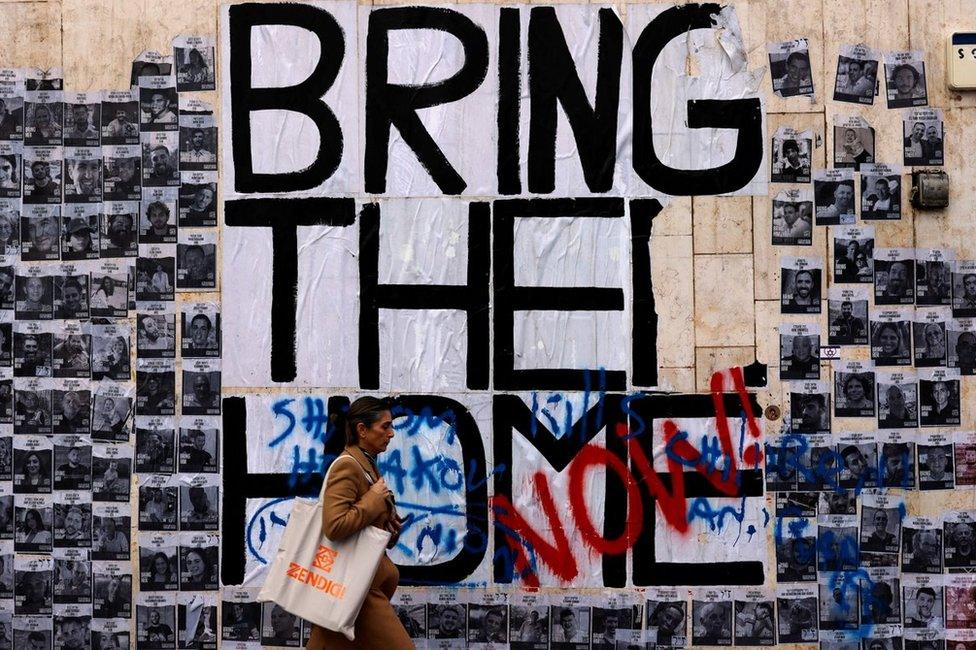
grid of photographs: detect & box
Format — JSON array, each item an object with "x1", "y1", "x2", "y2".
[{"x1": 0, "y1": 35, "x2": 220, "y2": 650}]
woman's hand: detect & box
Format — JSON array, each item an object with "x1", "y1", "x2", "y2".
[
  {"x1": 368, "y1": 478, "x2": 391, "y2": 499},
  {"x1": 384, "y1": 517, "x2": 402, "y2": 537}
]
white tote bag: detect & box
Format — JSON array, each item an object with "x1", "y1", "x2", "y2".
[{"x1": 257, "y1": 454, "x2": 392, "y2": 641}]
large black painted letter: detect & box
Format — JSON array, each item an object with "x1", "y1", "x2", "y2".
[
  {"x1": 632, "y1": 4, "x2": 762, "y2": 195},
  {"x1": 228, "y1": 4, "x2": 346, "y2": 193}
]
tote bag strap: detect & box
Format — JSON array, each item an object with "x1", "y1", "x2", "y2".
[{"x1": 318, "y1": 453, "x2": 375, "y2": 501}]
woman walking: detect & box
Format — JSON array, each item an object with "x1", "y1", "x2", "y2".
[{"x1": 306, "y1": 396, "x2": 412, "y2": 650}]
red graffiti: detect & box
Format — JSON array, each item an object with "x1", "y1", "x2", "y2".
[{"x1": 492, "y1": 368, "x2": 760, "y2": 585}]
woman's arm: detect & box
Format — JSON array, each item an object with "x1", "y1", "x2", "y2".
[{"x1": 321, "y1": 459, "x2": 387, "y2": 541}]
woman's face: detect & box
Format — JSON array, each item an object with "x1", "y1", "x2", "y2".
[
  {"x1": 34, "y1": 106, "x2": 51, "y2": 128},
  {"x1": 0, "y1": 217, "x2": 11, "y2": 242},
  {"x1": 845, "y1": 378, "x2": 865, "y2": 402},
  {"x1": 927, "y1": 126, "x2": 939, "y2": 140},
  {"x1": 926, "y1": 326, "x2": 944, "y2": 347},
  {"x1": 112, "y1": 338, "x2": 126, "y2": 357},
  {"x1": 357, "y1": 410, "x2": 395, "y2": 454},
  {"x1": 25, "y1": 454, "x2": 40, "y2": 475},
  {"x1": 186, "y1": 551, "x2": 205, "y2": 578},
  {"x1": 844, "y1": 129, "x2": 856, "y2": 144},
  {"x1": 880, "y1": 328, "x2": 900, "y2": 355},
  {"x1": 25, "y1": 511, "x2": 38, "y2": 530},
  {"x1": 153, "y1": 555, "x2": 168, "y2": 575}
]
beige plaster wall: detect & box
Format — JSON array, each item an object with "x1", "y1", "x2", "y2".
[{"x1": 3, "y1": 1, "x2": 976, "y2": 646}]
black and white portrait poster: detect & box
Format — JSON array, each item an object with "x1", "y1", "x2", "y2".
[
  {"x1": 181, "y1": 303, "x2": 219, "y2": 358},
  {"x1": 860, "y1": 491, "x2": 904, "y2": 556},
  {"x1": 948, "y1": 316, "x2": 976, "y2": 374},
  {"x1": 173, "y1": 35, "x2": 216, "y2": 92},
  {"x1": 913, "y1": 307, "x2": 950, "y2": 367},
  {"x1": 178, "y1": 106, "x2": 217, "y2": 172},
  {"x1": 953, "y1": 259, "x2": 976, "y2": 317},
  {"x1": 221, "y1": 586, "x2": 261, "y2": 643},
  {"x1": 789, "y1": 380, "x2": 830, "y2": 435},
  {"x1": 466, "y1": 590, "x2": 509, "y2": 648},
  {"x1": 861, "y1": 163, "x2": 902, "y2": 220},
  {"x1": 63, "y1": 90, "x2": 99, "y2": 147},
  {"x1": 22, "y1": 147, "x2": 61, "y2": 206},
  {"x1": 876, "y1": 369, "x2": 919, "y2": 430},
  {"x1": 768, "y1": 39, "x2": 814, "y2": 98},
  {"x1": 874, "y1": 247, "x2": 916, "y2": 305},
  {"x1": 833, "y1": 225, "x2": 874, "y2": 284},
  {"x1": 178, "y1": 591, "x2": 218, "y2": 649},
  {"x1": 771, "y1": 188, "x2": 813, "y2": 246},
  {"x1": 92, "y1": 617, "x2": 130, "y2": 650},
  {"x1": 179, "y1": 474, "x2": 219, "y2": 532},
  {"x1": 20, "y1": 204, "x2": 60, "y2": 260},
  {"x1": 178, "y1": 170, "x2": 216, "y2": 227},
  {"x1": 918, "y1": 433, "x2": 954, "y2": 490},
  {"x1": 733, "y1": 588, "x2": 775, "y2": 646},
  {"x1": 833, "y1": 359, "x2": 875, "y2": 418},
  {"x1": 90, "y1": 442, "x2": 132, "y2": 504},
  {"x1": 176, "y1": 229, "x2": 216, "y2": 290},
  {"x1": 392, "y1": 589, "x2": 428, "y2": 647},
  {"x1": 63, "y1": 146, "x2": 101, "y2": 204},
  {"x1": 904, "y1": 107, "x2": 944, "y2": 166},
  {"x1": 833, "y1": 43, "x2": 879, "y2": 104},
  {"x1": 836, "y1": 432, "x2": 878, "y2": 490},
  {"x1": 871, "y1": 307, "x2": 913, "y2": 366},
  {"x1": 918, "y1": 367, "x2": 961, "y2": 427},
  {"x1": 775, "y1": 585, "x2": 817, "y2": 644},
  {"x1": 827, "y1": 286, "x2": 869, "y2": 346},
  {"x1": 137, "y1": 305, "x2": 176, "y2": 359},
  {"x1": 770, "y1": 126, "x2": 813, "y2": 183},
  {"x1": 691, "y1": 589, "x2": 733, "y2": 647},
  {"x1": 945, "y1": 511, "x2": 976, "y2": 571},
  {"x1": 878, "y1": 429, "x2": 917, "y2": 489},
  {"x1": 60, "y1": 204, "x2": 99, "y2": 261},
  {"x1": 917, "y1": 248, "x2": 954, "y2": 306},
  {"x1": 814, "y1": 167, "x2": 856, "y2": 226},
  {"x1": 138, "y1": 531, "x2": 179, "y2": 592},
  {"x1": 136, "y1": 591, "x2": 177, "y2": 649},
  {"x1": 780, "y1": 256, "x2": 822, "y2": 315},
  {"x1": 885, "y1": 50, "x2": 928, "y2": 108},
  {"x1": 102, "y1": 144, "x2": 141, "y2": 201},
  {"x1": 779, "y1": 323, "x2": 820, "y2": 381},
  {"x1": 130, "y1": 50, "x2": 173, "y2": 86},
  {"x1": 136, "y1": 245, "x2": 176, "y2": 302},
  {"x1": 99, "y1": 203, "x2": 137, "y2": 258},
  {"x1": 902, "y1": 516, "x2": 943, "y2": 574},
  {"x1": 101, "y1": 89, "x2": 139, "y2": 145},
  {"x1": 832, "y1": 113, "x2": 874, "y2": 169},
  {"x1": 52, "y1": 547, "x2": 90, "y2": 606}
]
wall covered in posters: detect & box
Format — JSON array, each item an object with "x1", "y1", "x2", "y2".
[{"x1": 0, "y1": 0, "x2": 975, "y2": 647}]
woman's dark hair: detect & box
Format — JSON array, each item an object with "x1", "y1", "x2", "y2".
[
  {"x1": 22, "y1": 451, "x2": 45, "y2": 476},
  {"x1": 183, "y1": 547, "x2": 211, "y2": 581},
  {"x1": 24, "y1": 508, "x2": 43, "y2": 531},
  {"x1": 334, "y1": 396, "x2": 393, "y2": 446},
  {"x1": 151, "y1": 551, "x2": 172, "y2": 580}
]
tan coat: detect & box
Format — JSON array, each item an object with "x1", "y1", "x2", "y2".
[{"x1": 306, "y1": 445, "x2": 413, "y2": 650}]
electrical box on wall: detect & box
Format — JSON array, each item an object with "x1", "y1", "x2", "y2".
[{"x1": 948, "y1": 33, "x2": 976, "y2": 89}]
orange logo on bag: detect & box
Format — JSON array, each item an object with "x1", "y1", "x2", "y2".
[
  {"x1": 286, "y1": 561, "x2": 347, "y2": 599},
  {"x1": 312, "y1": 545, "x2": 338, "y2": 573}
]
